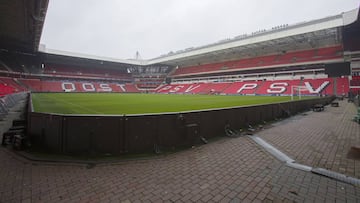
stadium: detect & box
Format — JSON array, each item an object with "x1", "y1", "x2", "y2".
[{"x1": 0, "y1": 0, "x2": 360, "y2": 202}]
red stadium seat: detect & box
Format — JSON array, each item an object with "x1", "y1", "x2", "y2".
[{"x1": 172, "y1": 45, "x2": 343, "y2": 77}]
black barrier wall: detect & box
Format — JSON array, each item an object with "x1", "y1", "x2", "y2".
[{"x1": 28, "y1": 96, "x2": 334, "y2": 155}]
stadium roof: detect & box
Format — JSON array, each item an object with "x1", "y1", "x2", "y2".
[
  {"x1": 39, "y1": 46, "x2": 146, "y2": 66},
  {"x1": 1, "y1": 2, "x2": 358, "y2": 68},
  {"x1": 38, "y1": 7, "x2": 359, "y2": 67},
  {"x1": 0, "y1": 0, "x2": 48, "y2": 53},
  {"x1": 147, "y1": 8, "x2": 359, "y2": 66}
]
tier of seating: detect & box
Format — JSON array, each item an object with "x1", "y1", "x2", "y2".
[
  {"x1": 254, "y1": 80, "x2": 300, "y2": 95},
  {"x1": 44, "y1": 65, "x2": 132, "y2": 80},
  {"x1": 198, "y1": 82, "x2": 232, "y2": 94},
  {"x1": 0, "y1": 75, "x2": 351, "y2": 97},
  {"x1": 350, "y1": 76, "x2": 360, "y2": 86},
  {"x1": 0, "y1": 54, "x2": 28, "y2": 73},
  {"x1": 350, "y1": 76, "x2": 360, "y2": 93},
  {"x1": 135, "y1": 78, "x2": 165, "y2": 89},
  {"x1": 0, "y1": 83, "x2": 16, "y2": 96},
  {"x1": 156, "y1": 77, "x2": 349, "y2": 96},
  {"x1": 172, "y1": 46, "x2": 343, "y2": 77},
  {"x1": 0, "y1": 61, "x2": 9, "y2": 71},
  {"x1": 19, "y1": 79, "x2": 140, "y2": 93},
  {"x1": 0, "y1": 77, "x2": 26, "y2": 95},
  {"x1": 137, "y1": 83, "x2": 162, "y2": 89}
]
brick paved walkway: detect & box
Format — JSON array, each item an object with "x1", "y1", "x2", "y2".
[
  {"x1": 258, "y1": 100, "x2": 360, "y2": 179},
  {"x1": 1, "y1": 101, "x2": 360, "y2": 202}
]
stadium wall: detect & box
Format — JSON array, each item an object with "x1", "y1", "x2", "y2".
[{"x1": 28, "y1": 96, "x2": 334, "y2": 155}]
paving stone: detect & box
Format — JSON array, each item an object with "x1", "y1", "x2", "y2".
[
  {"x1": 258, "y1": 101, "x2": 360, "y2": 179},
  {"x1": 1, "y1": 101, "x2": 360, "y2": 202}
]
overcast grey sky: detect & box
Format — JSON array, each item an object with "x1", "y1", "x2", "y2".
[{"x1": 40, "y1": 0, "x2": 359, "y2": 60}]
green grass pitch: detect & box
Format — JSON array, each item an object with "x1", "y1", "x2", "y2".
[{"x1": 31, "y1": 93, "x2": 296, "y2": 115}]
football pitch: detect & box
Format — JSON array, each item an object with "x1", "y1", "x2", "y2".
[{"x1": 31, "y1": 93, "x2": 296, "y2": 115}]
